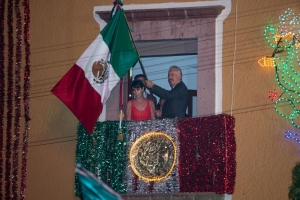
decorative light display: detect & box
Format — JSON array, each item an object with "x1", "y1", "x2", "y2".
[
  {"x1": 268, "y1": 90, "x2": 278, "y2": 101},
  {"x1": 258, "y1": 57, "x2": 274, "y2": 68},
  {"x1": 262, "y1": 8, "x2": 300, "y2": 129},
  {"x1": 285, "y1": 130, "x2": 300, "y2": 144},
  {"x1": 275, "y1": 32, "x2": 294, "y2": 43}
]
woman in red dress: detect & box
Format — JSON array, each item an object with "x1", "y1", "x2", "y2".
[{"x1": 126, "y1": 80, "x2": 155, "y2": 121}]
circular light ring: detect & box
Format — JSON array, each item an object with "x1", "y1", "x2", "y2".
[
  {"x1": 129, "y1": 132, "x2": 176, "y2": 182},
  {"x1": 274, "y1": 98, "x2": 295, "y2": 119},
  {"x1": 291, "y1": 110, "x2": 300, "y2": 129}
]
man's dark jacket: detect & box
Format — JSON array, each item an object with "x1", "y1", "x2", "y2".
[{"x1": 151, "y1": 81, "x2": 188, "y2": 119}]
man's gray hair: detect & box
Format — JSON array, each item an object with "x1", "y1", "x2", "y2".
[{"x1": 169, "y1": 65, "x2": 182, "y2": 76}]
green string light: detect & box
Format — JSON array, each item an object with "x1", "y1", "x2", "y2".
[{"x1": 264, "y1": 25, "x2": 300, "y2": 129}]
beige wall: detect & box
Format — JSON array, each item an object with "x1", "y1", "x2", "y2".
[{"x1": 27, "y1": 0, "x2": 300, "y2": 199}]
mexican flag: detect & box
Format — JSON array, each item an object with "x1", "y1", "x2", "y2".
[{"x1": 51, "y1": 8, "x2": 139, "y2": 134}]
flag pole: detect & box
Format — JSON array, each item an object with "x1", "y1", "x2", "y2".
[
  {"x1": 123, "y1": 15, "x2": 147, "y2": 78},
  {"x1": 124, "y1": 14, "x2": 156, "y2": 99}
]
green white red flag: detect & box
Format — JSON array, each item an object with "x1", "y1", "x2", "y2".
[{"x1": 51, "y1": 7, "x2": 139, "y2": 134}]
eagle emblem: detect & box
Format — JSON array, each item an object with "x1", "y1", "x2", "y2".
[{"x1": 92, "y1": 59, "x2": 109, "y2": 84}]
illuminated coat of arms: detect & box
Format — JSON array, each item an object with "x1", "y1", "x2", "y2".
[
  {"x1": 92, "y1": 59, "x2": 109, "y2": 84},
  {"x1": 130, "y1": 132, "x2": 176, "y2": 182}
]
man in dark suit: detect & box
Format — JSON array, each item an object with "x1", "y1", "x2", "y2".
[{"x1": 145, "y1": 66, "x2": 188, "y2": 119}]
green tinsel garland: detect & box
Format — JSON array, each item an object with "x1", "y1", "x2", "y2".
[
  {"x1": 289, "y1": 162, "x2": 300, "y2": 200},
  {"x1": 75, "y1": 121, "x2": 129, "y2": 197}
]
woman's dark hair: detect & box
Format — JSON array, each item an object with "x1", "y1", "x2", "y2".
[
  {"x1": 131, "y1": 79, "x2": 145, "y2": 89},
  {"x1": 134, "y1": 74, "x2": 146, "y2": 80}
]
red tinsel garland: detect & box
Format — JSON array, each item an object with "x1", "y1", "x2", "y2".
[
  {"x1": 0, "y1": 0, "x2": 5, "y2": 199},
  {"x1": 177, "y1": 117, "x2": 197, "y2": 192},
  {"x1": 12, "y1": 0, "x2": 22, "y2": 198},
  {"x1": 177, "y1": 114, "x2": 236, "y2": 194},
  {"x1": 21, "y1": 0, "x2": 30, "y2": 199},
  {"x1": 5, "y1": 0, "x2": 14, "y2": 198},
  {"x1": 132, "y1": 174, "x2": 138, "y2": 193},
  {"x1": 224, "y1": 115, "x2": 236, "y2": 194}
]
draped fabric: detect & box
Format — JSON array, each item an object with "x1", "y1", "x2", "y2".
[{"x1": 75, "y1": 115, "x2": 236, "y2": 196}]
